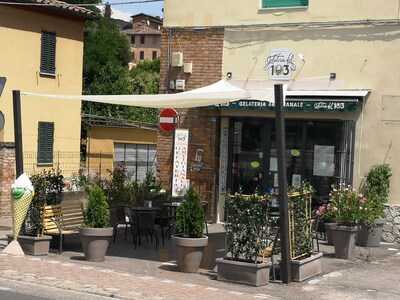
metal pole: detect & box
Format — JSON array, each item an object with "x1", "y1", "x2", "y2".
[
  {"x1": 274, "y1": 84, "x2": 291, "y2": 284},
  {"x1": 13, "y1": 90, "x2": 23, "y2": 178}
]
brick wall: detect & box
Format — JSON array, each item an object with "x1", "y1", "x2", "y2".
[
  {"x1": 0, "y1": 143, "x2": 15, "y2": 217},
  {"x1": 157, "y1": 28, "x2": 224, "y2": 221}
]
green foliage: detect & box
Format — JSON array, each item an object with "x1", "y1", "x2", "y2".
[
  {"x1": 359, "y1": 164, "x2": 392, "y2": 224},
  {"x1": 176, "y1": 187, "x2": 205, "y2": 238},
  {"x1": 81, "y1": 18, "x2": 159, "y2": 125},
  {"x1": 25, "y1": 169, "x2": 65, "y2": 236},
  {"x1": 327, "y1": 184, "x2": 363, "y2": 226},
  {"x1": 225, "y1": 194, "x2": 270, "y2": 263},
  {"x1": 288, "y1": 183, "x2": 314, "y2": 260},
  {"x1": 85, "y1": 184, "x2": 110, "y2": 228},
  {"x1": 105, "y1": 165, "x2": 137, "y2": 207}
]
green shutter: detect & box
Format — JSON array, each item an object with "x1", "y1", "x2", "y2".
[
  {"x1": 37, "y1": 122, "x2": 54, "y2": 165},
  {"x1": 262, "y1": 0, "x2": 308, "y2": 8},
  {"x1": 40, "y1": 31, "x2": 56, "y2": 75}
]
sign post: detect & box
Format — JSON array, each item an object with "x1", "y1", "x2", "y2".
[{"x1": 275, "y1": 84, "x2": 291, "y2": 284}]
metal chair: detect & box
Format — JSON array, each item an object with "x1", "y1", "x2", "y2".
[
  {"x1": 111, "y1": 206, "x2": 135, "y2": 243},
  {"x1": 201, "y1": 201, "x2": 209, "y2": 235},
  {"x1": 134, "y1": 210, "x2": 160, "y2": 249}
]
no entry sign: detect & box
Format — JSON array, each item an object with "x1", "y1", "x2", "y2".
[{"x1": 159, "y1": 108, "x2": 178, "y2": 132}]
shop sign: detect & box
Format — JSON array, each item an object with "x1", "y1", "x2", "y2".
[
  {"x1": 215, "y1": 98, "x2": 359, "y2": 112},
  {"x1": 266, "y1": 48, "x2": 296, "y2": 81}
]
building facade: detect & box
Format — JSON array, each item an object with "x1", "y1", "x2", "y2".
[
  {"x1": 0, "y1": 1, "x2": 92, "y2": 216},
  {"x1": 158, "y1": 0, "x2": 400, "y2": 239},
  {"x1": 123, "y1": 13, "x2": 162, "y2": 68}
]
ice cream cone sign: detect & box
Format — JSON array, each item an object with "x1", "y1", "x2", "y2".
[{"x1": 3, "y1": 173, "x2": 34, "y2": 256}]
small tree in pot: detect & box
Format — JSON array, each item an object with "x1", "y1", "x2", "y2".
[
  {"x1": 357, "y1": 164, "x2": 392, "y2": 247},
  {"x1": 327, "y1": 184, "x2": 362, "y2": 259},
  {"x1": 173, "y1": 187, "x2": 208, "y2": 273},
  {"x1": 80, "y1": 184, "x2": 113, "y2": 262}
]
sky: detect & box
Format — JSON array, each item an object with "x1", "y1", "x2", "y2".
[{"x1": 105, "y1": 0, "x2": 164, "y2": 21}]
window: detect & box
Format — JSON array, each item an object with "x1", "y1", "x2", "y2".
[
  {"x1": 152, "y1": 51, "x2": 157, "y2": 60},
  {"x1": 262, "y1": 0, "x2": 308, "y2": 9},
  {"x1": 37, "y1": 122, "x2": 54, "y2": 165},
  {"x1": 140, "y1": 35, "x2": 145, "y2": 44},
  {"x1": 140, "y1": 51, "x2": 145, "y2": 60},
  {"x1": 40, "y1": 31, "x2": 56, "y2": 76},
  {"x1": 130, "y1": 35, "x2": 135, "y2": 44},
  {"x1": 114, "y1": 143, "x2": 156, "y2": 182}
]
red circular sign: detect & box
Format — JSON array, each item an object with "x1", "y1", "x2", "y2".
[{"x1": 159, "y1": 108, "x2": 178, "y2": 132}]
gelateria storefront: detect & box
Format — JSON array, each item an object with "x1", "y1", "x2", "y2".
[{"x1": 216, "y1": 92, "x2": 368, "y2": 221}]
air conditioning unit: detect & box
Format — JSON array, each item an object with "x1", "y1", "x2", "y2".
[
  {"x1": 175, "y1": 79, "x2": 185, "y2": 91},
  {"x1": 171, "y1": 52, "x2": 184, "y2": 67},
  {"x1": 184, "y1": 62, "x2": 193, "y2": 74}
]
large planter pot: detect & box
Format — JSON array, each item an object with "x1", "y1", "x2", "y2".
[
  {"x1": 331, "y1": 225, "x2": 358, "y2": 259},
  {"x1": 7, "y1": 234, "x2": 52, "y2": 256},
  {"x1": 290, "y1": 252, "x2": 323, "y2": 282},
  {"x1": 216, "y1": 258, "x2": 270, "y2": 286},
  {"x1": 357, "y1": 220, "x2": 384, "y2": 247},
  {"x1": 80, "y1": 227, "x2": 113, "y2": 262},
  {"x1": 173, "y1": 235, "x2": 208, "y2": 273},
  {"x1": 324, "y1": 222, "x2": 337, "y2": 245}
]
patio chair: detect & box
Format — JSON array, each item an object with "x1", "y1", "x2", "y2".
[
  {"x1": 156, "y1": 205, "x2": 176, "y2": 247},
  {"x1": 201, "y1": 201, "x2": 209, "y2": 235},
  {"x1": 111, "y1": 206, "x2": 135, "y2": 244},
  {"x1": 134, "y1": 210, "x2": 160, "y2": 249}
]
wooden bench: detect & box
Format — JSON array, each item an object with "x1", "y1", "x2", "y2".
[{"x1": 43, "y1": 202, "x2": 85, "y2": 253}]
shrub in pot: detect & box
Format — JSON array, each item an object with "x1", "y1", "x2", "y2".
[
  {"x1": 173, "y1": 187, "x2": 208, "y2": 273},
  {"x1": 10, "y1": 170, "x2": 64, "y2": 256},
  {"x1": 217, "y1": 193, "x2": 271, "y2": 286},
  {"x1": 315, "y1": 204, "x2": 336, "y2": 245},
  {"x1": 357, "y1": 164, "x2": 392, "y2": 247},
  {"x1": 289, "y1": 184, "x2": 323, "y2": 282},
  {"x1": 327, "y1": 184, "x2": 362, "y2": 259},
  {"x1": 80, "y1": 184, "x2": 113, "y2": 262}
]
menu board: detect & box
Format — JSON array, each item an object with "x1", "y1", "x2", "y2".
[
  {"x1": 172, "y1": 129, "x2": 189, "y2": 197},
  {"x1": 313, "y1": 145, "x2": 335, "y2": 177}
]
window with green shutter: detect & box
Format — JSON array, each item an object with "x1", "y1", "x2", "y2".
[
  {"x1": 262, "y1": 0, "x2": 308, "y2": 9},
  {"x1": 40, "y1": 31, "x2": 56, "y2": 76},
  {"x1": 37, "y1": 122, "x2": 54, "y2": 165}
]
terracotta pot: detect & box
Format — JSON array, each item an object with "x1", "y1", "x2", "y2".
[
  {"x1": 331, "y1": 225, "x2": 358, "y2": 259},
  {"x1": 357, "y1": 220, "x2": 384, "y2": 247},
  {"x1": 80, "y1": 227, "x2": 113, "y2": 262},
  {"x1": 324, "y1": 222, "x2": 337, "y2": 245},
  {"x1": 173, "y1": 235, "x2": 208, "y2": 273}
]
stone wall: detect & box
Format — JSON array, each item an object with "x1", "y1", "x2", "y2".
[
  {"x1": 0, "y1": 143, "x2": 15, "y2": 217},
  {"x1": 383, "y1": 205, "x2": 400, "y2": 243},
  {"x1": 157, "y1": 28, "x2": 224, "y2": 221}
]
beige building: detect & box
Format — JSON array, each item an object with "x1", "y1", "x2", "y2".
[
  {"x1": 158, "y1": 0, "x2": 400, "y2": 234},
  {"x1": 0, "y1": 0, "x2": 92, "y2": 216},
  {"x1": 123, "y1": 13, "x2": 162, "y2": 67}
]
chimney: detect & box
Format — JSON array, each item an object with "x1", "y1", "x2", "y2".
[{"x1": 104, "y1": 2, "x2": 112, "y2": 18}]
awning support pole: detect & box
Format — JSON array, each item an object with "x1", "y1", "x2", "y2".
[
  {"x1": 13, "y1": 90, "x2": 24, "y2": 178},
  {"x1": 275, "y1": 84, "x2": 291, "y2": 284}
]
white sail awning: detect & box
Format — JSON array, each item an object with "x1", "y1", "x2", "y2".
[{"x1": 21, "y1": 80, "x2": 254, "y2": 109}]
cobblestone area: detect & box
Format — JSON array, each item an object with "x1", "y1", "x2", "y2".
[
  {"x1": 0, "y1": 253, "x2": 280, "y2": 300},
  {"x1": 383, "y1": 205, "x2": 400, "y2": 243}
]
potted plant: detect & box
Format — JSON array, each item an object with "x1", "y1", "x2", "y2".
[
  {"x1": 8, "y1": 170, "x2": 64, "y2": 256},
  {"x1": 357, "y1": 164, "x2": 392, "y2": 247},
  {"x1": 289, "y1": 184, "x2": 323, "y2": 282},
  {"x1": 328, "y1": 184, "x2": 362, "y2": 259},
  {"x1": 173, "y1": 187, "x2": 208, "y2": 273},
  {"x1": 315, "y1": 204, "x2": 335, "y2": 245},
  {"x1": 216, "y1": 193, "x2": 271, "y2": 286},
  {"x1": 80, "y1": 184, "x2": 113, "y2": 262}
]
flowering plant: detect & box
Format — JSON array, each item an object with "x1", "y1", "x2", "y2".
[{"x1": 326, "y1": 184, "x2": 363, "y2": 226}]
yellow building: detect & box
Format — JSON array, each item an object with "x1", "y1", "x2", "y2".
[
  {"x1": 85, "y1": 116, "x2": 158, "y2": 181},
  {"x1": 159, "y1": 0, "x2": 400, "y2": 237},
  {"x1": 0, "y1": 0, "x2": 92, "y2": 216}
]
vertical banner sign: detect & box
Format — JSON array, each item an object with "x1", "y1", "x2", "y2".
[{"x1": 172, "y1": 129, "x2": 189, "y2": 197}]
